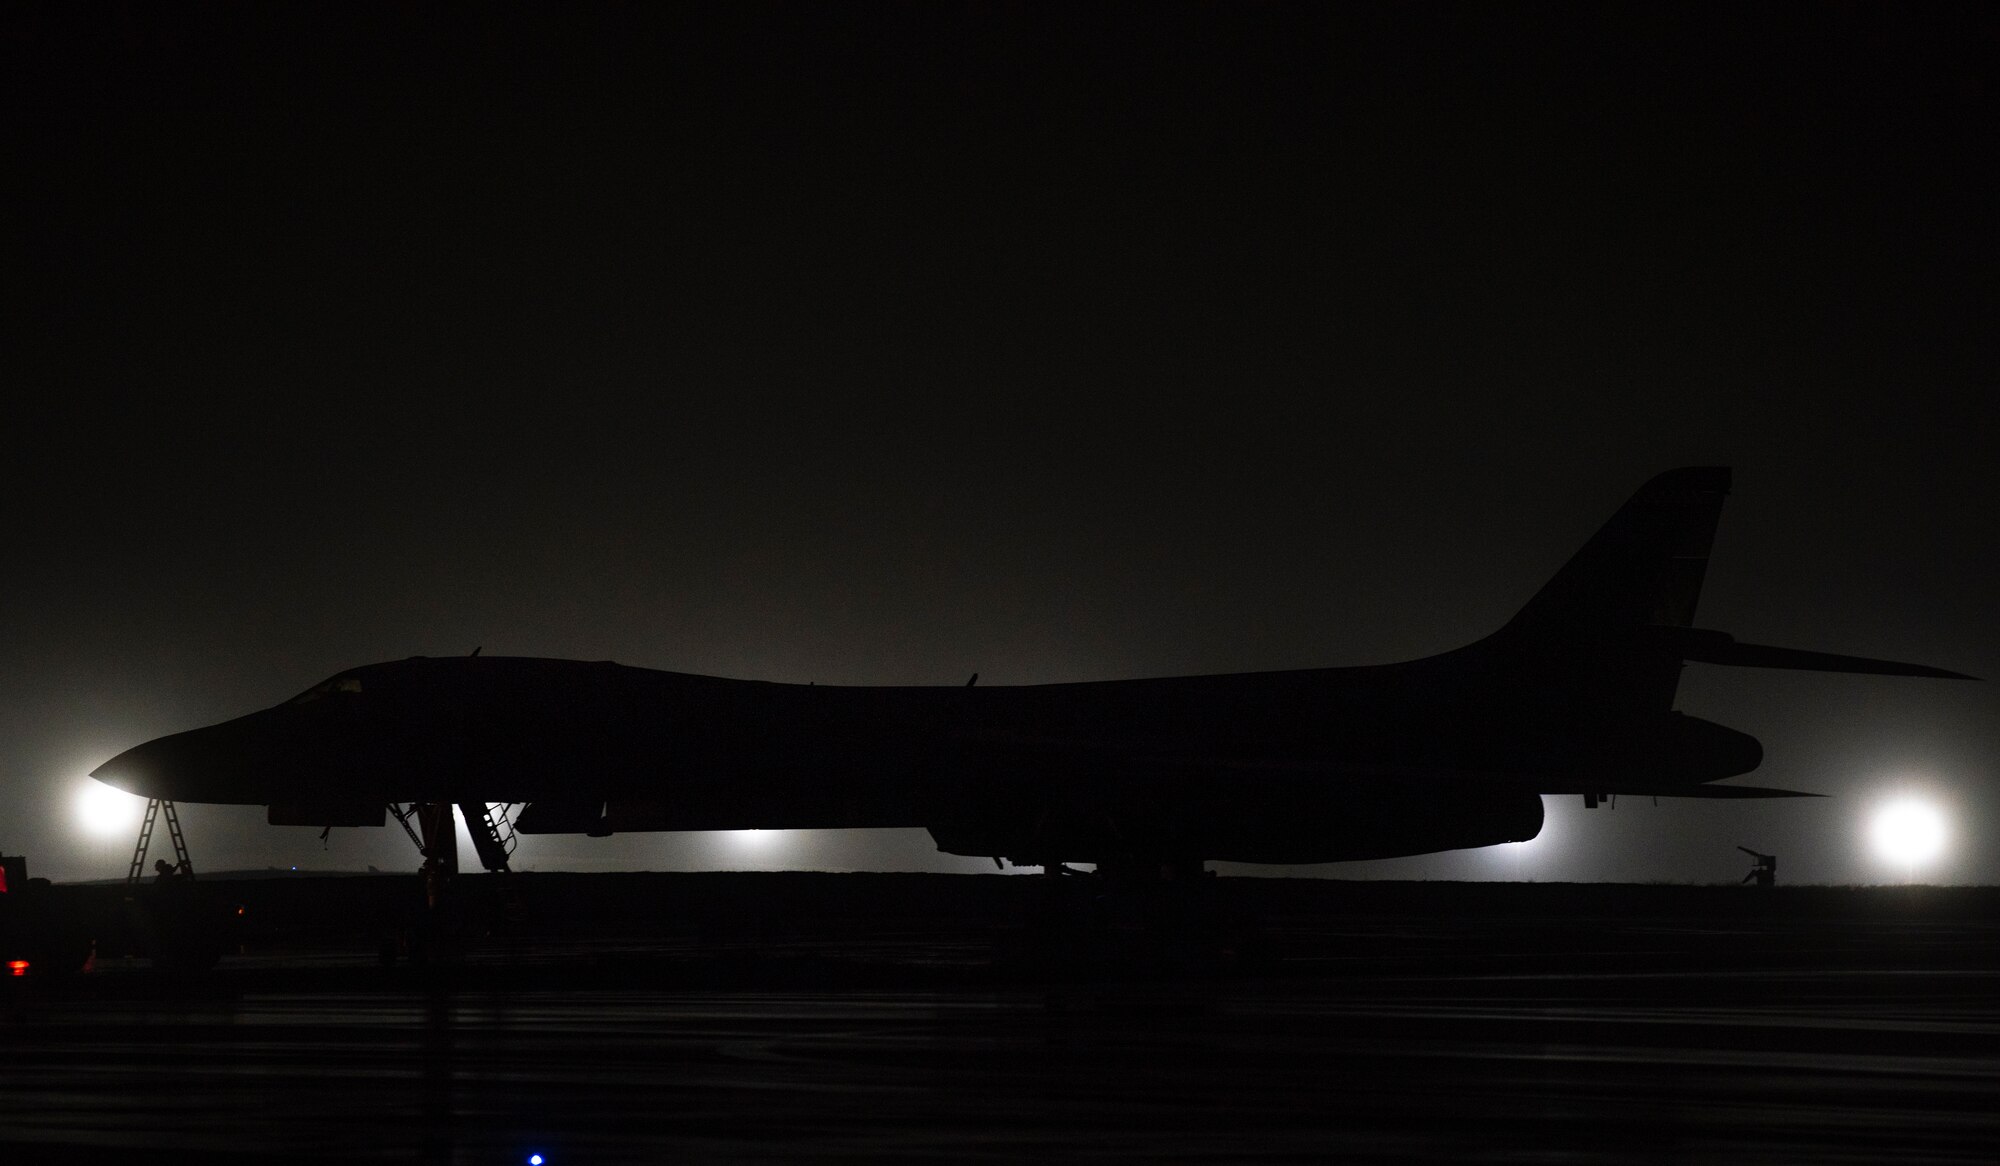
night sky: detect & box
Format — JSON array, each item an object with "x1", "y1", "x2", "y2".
[{"x1": 7, "y1": 3, "x2": 1994, "y2": 885}]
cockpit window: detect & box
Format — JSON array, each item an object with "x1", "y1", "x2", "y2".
[{"x1": 290, "y1": 675, "x2": 363, "y2": 705}]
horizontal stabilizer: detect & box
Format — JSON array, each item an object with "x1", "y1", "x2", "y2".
[
  {"x1": 1544, "y1": 784, "x2": 1832, "y2": 804},
  {"x1": 1641, "y1": 784, "x2": 1823, "y2": 800},
  {"x1": 1680, "y1": 633, "x2": 1975, "y2": 679}
]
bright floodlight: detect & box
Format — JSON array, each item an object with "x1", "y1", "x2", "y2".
[
  {"x1": 726, "y1": 829, "x2": 774, "y2": 849},
  {"x1": 1870, "y1": 798, "x2": 1947, "y2": 871},
  {"x1": 77, "y1": 780, "x2": 145, "y2": 836}
]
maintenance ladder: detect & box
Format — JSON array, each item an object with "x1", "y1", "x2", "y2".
[{"x1": 127, "y1": 798, "x2": 193, "y2": 884}]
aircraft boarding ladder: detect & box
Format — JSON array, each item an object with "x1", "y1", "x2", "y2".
[
  {"x1": 463, "y1": 802, "x2": 519, "y2": 873},
  {"x1": 386, "y1": 802, "x2": 520, "y2": 873}
]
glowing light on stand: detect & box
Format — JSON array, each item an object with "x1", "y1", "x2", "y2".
[
  {"x1": 718, "y1": 828, "x2": 799, "y2": 870},
  {"x1": 1869, "y1": 797, "x2": 1947, "y2": 880},
  {"x1": 76, "y1": 781, "x2": 144, "y2": 837},
  {"x1": 726, "y1": 829, "x2": 776, "y2": 849}
]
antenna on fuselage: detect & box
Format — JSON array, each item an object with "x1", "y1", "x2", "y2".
[
  {"x1": 966, "y1": 672, "x2": 978, "y2": 687},
  {"x1": 470, "y1": 646, "x2": 482, "y2": 657}
]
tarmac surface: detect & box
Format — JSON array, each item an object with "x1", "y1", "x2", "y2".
[{"x1": 5, "y1": 873, "x2": 1998, "y2": 1164}]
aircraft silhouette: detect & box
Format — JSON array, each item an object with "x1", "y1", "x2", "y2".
[{"x1": 91, "y1": 468, "x2": 1970, "y2": 878}]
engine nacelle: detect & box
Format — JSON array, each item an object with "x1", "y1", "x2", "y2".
[{"x1": 929, "y1": 789, "x2": 1545, "y2": 866}]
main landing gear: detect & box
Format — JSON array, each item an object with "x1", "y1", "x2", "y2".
[{"x1": 382, "y1": 802, "x2": 522, "y2": 964}]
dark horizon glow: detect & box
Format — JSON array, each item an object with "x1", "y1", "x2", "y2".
[{"x1": 6, "y1": 2, "x2": 1993, "y2": 885}]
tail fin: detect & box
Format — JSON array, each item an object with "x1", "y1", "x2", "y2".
[
  {"x1": 1502, "y1": 466, "x2": 1731, "y2": 640},
  {"x1": 1489, "y1": 466, "x2": 1974, "y2": 685}
]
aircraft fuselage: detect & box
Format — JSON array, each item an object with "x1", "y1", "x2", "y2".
[{"x1": 89, "y1": 467, "x2": 1966, "y2": 868}]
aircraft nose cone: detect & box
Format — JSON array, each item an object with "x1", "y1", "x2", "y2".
[
  {"x1": 89, "y1": 755, "x2": 132, "y2": 789},
  {"x1": 92, "y1": 736, "x2": 192, "y2": 799},
  {"x1": 91, "y1": 717, "x2": 282, "y2": 803}
]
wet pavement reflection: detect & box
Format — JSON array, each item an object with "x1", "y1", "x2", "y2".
[{"x1": 6, "y1": 881, "x2": 1999, "y2": 1163}]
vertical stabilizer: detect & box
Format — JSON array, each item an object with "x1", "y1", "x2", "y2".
[{"x1": 1503, "y1": 466, "x2": 1732, "y2": 640}]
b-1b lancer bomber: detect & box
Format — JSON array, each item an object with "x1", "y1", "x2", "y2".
[{"x1": 91, "y1": 468, "x2": 1971, "y2": 881}]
